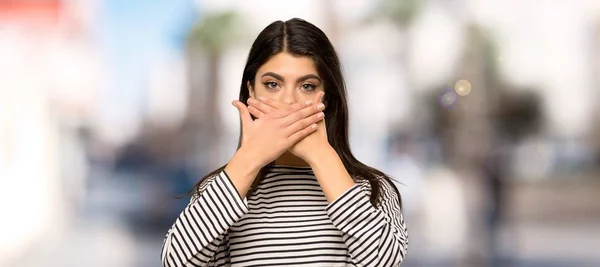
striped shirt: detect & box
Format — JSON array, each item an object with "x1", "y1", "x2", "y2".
[{"x1": 161, "y1": 165, "x2": 408, "y2": 266}]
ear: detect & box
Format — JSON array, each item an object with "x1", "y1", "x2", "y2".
[{"x1": 247, "y1": 81, "x2": 255, "y2": 99}]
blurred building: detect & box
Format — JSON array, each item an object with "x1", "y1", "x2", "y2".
[{"x1": 0, "y1": 1, "x2": 71, "y2": 264}]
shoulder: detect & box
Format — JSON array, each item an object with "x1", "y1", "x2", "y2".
[
  {"x1": 191, "y1": 172, "x2": 222, "y2": 202},
  {"x1": 377, "y1": 176, "x2": 401, "y2": 199}
]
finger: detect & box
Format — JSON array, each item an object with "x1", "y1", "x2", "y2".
[
  {"x1": 287, "y1": 123, "x2": 318, "y2": 144},
  {"x1": 247, "y1": 105, "x2": 265, "y2": 119},
  {"x1": 232, "y1": 100, "x2": 252, "y2": 127},
  {"x1": 257, "y1": 96, "x2": 287, "y2": 110},
  {"x1": 281, "y1": 100, "x2": 325, "y2": 126},
  {"x1": 285, "y1": 111, "x2": 324, "y2": 137},
  {"x1": 248, "y1": 98, "x2": 277, "y2": 115},
  {"x1": 314, "y1": 91, "x2": 325, "y2": 104},
  {"x1": 260, "y1": 98, "x2": 312, "y2": 119},
  {"x1": 270, "y1": 102, "x2": 307, "y2": 119}
]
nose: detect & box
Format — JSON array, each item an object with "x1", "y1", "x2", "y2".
[{"x1": 281, "y1": 88, "x2": 297, "y2": 105}]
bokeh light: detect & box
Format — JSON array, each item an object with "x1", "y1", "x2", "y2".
[
  {"x1": 439, "y1": 88, "x2": 459, "y2": 109},
  {"x1": 454, "y1": 79, "x2": 472, "y2": 96}
]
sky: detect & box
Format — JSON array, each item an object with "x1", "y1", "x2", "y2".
[{"x1": 95, "y1": 0, "x2": 197, "y2": 142}]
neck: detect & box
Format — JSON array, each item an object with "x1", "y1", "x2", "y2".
[{"x1": 274, "y1": 151, "x2": 309, "y2": 167}]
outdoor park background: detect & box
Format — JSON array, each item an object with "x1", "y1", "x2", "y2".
[{"x1": 2, "y1": 0, "x2": 600, "y2": 266}]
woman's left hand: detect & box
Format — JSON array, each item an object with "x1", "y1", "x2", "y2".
[{"x1": 247, "y1": 92, "x2": 330, "y2": 162}]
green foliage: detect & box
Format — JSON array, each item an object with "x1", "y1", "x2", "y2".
[
  {"x1": 371, "y1": 0, "x2": 423, "y2": 27},
  {"x1": 188, "y1": 11, "x2": 243, "y2": 53}
]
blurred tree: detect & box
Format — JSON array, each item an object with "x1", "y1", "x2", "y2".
[
  {"x1": 373, "y1": 0, "x2": 422, "y2": 28},
  {"x1": 322, "y1": 0, "x2": 341, "y2": 45},
  {"x1": 447, "y1": 25, "x2": 496, "y2": 167},
  {"x1": 428, "y1": 23, "x2": 542, "y2": 267},
  {"x1": 185, "y1": 11, "x2": 243, "y2": 169},
  {"x1": 366, "y1": 0, "x2": 423, "y2": 77},
  {"x1": 364, "y1": 0, "x2": 424, "y2": 147},
  {"x1": 430, "y1": 23, "x2": 543, "y2": 167},
  {"x1": 592, "y1": 18, "x2": 600, "y2": 167}
]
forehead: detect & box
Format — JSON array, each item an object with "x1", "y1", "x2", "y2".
[{"x1": 257, "y1": 52, "x2": 317, "y2": 77}]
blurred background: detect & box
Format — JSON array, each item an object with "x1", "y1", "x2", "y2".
[{"x1": 1, "y1": 0, "x2": 600, "y2": 266}]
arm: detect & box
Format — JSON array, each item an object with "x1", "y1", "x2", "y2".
[
  {"x1": 308, "y1": 147, "x2": 409, "y2": 266},
  {"x1": 160, "y1": 170, "x2": 250, "y2": 267},
  {"x1": 161, "y1": 96, "x2": 326, "y2": 266}
]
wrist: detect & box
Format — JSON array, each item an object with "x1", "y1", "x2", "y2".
[
  {"x1": 224, "y1": 147, "x2": 263, "y2": 199},
  {"x1": 305, "y1": 145, "x2": 336, "y2": 167},
  {"x1": 231, "y1": 146, "x2": 264, "y2": 174}
]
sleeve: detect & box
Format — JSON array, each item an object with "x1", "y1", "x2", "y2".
[
  {"x1": 161, "y1": 170, "x2": 249, "y2": 267},
  {"x1": 325, "y1": 178, "x2": 408, "y2": 266}
]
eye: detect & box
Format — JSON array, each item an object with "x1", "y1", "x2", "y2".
[
  {"x1": 263, "y1": 82, "x2": 279, "y2": 89},
  {"x1": 301, "y1": 83, "x2": 317, "y2": 91}
]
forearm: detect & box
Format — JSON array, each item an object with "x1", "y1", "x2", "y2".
[
  {"x1": 224, "y1": 146, "x2": 262, "y2": 199},
  {"x1": 325, "y1": 185, "x2": 408, "y2": 266},
  {"x1": 307, "y1": 146, "x2": 408, "y2": 265},
  {"x1": 161, "y1": 171, "x2": 249, "y2": 267},
  {"x1": 306, "y1": 145, "x2": 356, "y2": 203},
  {"x1": 324, "y1": 178, "x2": 409, "y2": 266}
]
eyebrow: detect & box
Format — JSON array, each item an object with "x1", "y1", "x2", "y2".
[{"x1": 261, "y1": 72, "x2": 321, "y2": 83}]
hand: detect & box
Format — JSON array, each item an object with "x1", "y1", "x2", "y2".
[
  {"x1": 247, "y1": 92, "x2": 330, "y2": 162},
  {"x1": 230, "y1": 98, "x2": 325, "y2": 169}
]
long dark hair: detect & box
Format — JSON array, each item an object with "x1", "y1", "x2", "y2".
[{"x1": 190, "y1": 18, "x2": 402, "y2": 207}]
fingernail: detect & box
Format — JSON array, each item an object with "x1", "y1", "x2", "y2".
[
  {"x1": 231, "y1": 101, "x2": 236, "y2": 107},
  {"x1": 317, "y1": 112, "x2": 324, "y2": 119},
  {"x1": 320, "y1": 93, "x2": 325, "y2": 102},
  {"x1": 247, "y1": 98, "x2": 254, "y2": 104},
  {"x1": 317, "y1": 103, "x2": 325, "y2": 110},
  {"x1": 305, "y1": 100, "x2": 313, "y2": 106}
]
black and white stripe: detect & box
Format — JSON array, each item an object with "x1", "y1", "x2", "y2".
[{"x1": 161, "y1": 166, "x2": 408, "y2": 267}]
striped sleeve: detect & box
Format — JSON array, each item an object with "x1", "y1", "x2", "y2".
[
  {"x1": 325, "y1": 178, "x2": 408, "y2": 266},
  {"x1": 161, "y1": 171, "x2": 249, "y2": 267}
]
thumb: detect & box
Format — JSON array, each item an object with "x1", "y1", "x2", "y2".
[{"x1": 232, "y1": 100, "x2": 252, "y2": 127}]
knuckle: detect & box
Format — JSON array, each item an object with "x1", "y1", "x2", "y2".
[
  {"x1": 302, "y1": 120, "x2": 310, "y2": 130},
  {"x1": 301, "y1": 107, "x2": 311, "y2": 116},
  {"x1": 305, "y1": 117, "x2": 314, "y2": 126},
  {"x1": 278, "y1": 118, "x2": 288, "y2": 127}
]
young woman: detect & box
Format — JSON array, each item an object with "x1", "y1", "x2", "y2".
[{"x1": 161, "y1": 18, "x2": 408, "y2": 267}]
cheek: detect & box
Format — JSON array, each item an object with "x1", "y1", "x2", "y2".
[
  {"x1": 251, "y1": 86, "x2": 270, "y2": 98},
  {"x1": 297, "y1": 92, "x2": 315, "y2": 102}
]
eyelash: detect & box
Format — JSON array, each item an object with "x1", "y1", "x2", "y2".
[
  {"x1": 262, "y1": 82, "x2": 317, "y2": 91},
  {"x1": 301, "y1": 84, "x2": 317, "y2": 91},
  {"x1": 264, "y1": 82, "x2": 279, "y2": 89}
]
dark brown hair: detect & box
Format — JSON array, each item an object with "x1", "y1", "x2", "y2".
[{"x1": 190, "y1": 18, "x2": 402, "y2": 207}]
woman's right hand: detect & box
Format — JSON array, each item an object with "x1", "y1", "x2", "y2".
[
  {"x1": 224, "y1": 99, "x2": 324, "y2": 198},
  {"x1": 232, "y1": 99, "x2": 325, "y2": 166}
]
